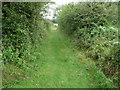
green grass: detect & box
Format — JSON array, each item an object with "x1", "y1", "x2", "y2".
[{"x1": 10, "y1": 29, "x2": 113, "y2": 88}]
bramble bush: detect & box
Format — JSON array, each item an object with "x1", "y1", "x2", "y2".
[{"x1": 57, "y1": 2, "x2": 119, "y2": 87}]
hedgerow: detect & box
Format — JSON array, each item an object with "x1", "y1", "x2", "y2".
[
  {"x1": 2, "y1": 2, "x2": 51, "y2": 65},
  {"x1": 57, "y1": 2, "x2": 119, "y2": 87}
]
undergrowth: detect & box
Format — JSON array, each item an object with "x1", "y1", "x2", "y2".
[
  {"x1": 2, "y1": 2, "x2": 52, "y2": 87},
  {"x1": 57, "y1": 2, "x2": 119, "y2": 87}
]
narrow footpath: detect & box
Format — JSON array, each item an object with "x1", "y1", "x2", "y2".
[{"x1": 12, "y1": 29, "x2": 112, "y2": 88}]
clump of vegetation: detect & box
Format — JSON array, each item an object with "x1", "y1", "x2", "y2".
[
  {"x1": 2, "y1": 2, "x2": 51, "y2": 64},
  {"x1": 57, "y1": 2, "x2": 119, "y2": 87},
  {"x1": 2, "y1": 2, "x2": 52, "y2": 87}
]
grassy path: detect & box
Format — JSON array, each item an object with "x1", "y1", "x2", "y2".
[{"x1": 12, "y1": 29, "x2": 113, "y2": 88}]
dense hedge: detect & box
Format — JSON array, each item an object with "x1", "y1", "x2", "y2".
[
  {"x1": 57, "y1": 2, "x2": 119, "y2": 87},
  {"x1": 2, "y1": 2, "x2": 51, "y2": 65}
]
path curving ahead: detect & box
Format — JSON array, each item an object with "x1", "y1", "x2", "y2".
[{"x1": 12, "y1": 29, "x2": 113, "y2": 88}]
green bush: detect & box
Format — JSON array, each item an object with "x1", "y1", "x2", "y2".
[
  {"x1": 57, "y1": 2, "x2": 118, "y2": 34},
  {"x1": 57, "y1": 2, "x2": 119, "y2": 87},
  {"x1": 2, "y1": 2, "x2": 51, "y2": 65}
]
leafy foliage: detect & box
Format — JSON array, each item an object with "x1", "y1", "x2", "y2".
[
  {"x1": 2, "y1": 2, "x2": 53, "y2": 87},
  {"x1": 57, "y1": 2, "x2": 119, "y2": 87},
  {"x1": 2, "y1": 2, "x2": 51, "y2": 65}
]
